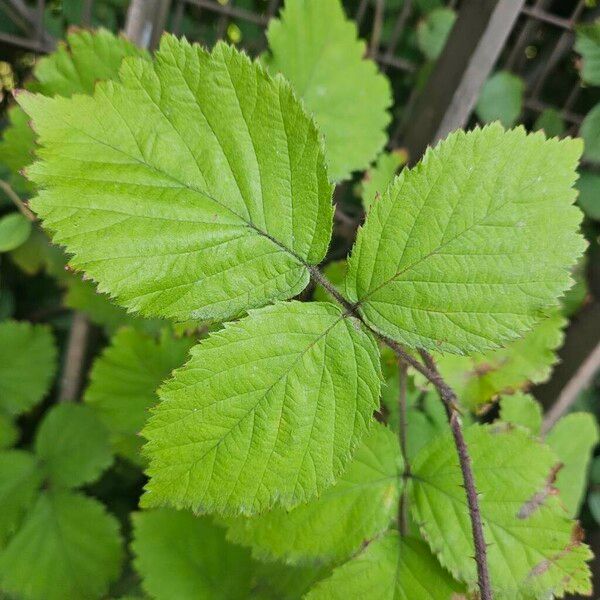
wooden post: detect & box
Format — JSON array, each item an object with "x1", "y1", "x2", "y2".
[{"x1": 124, "y1": 0, "x2": 171, "y2": 50}]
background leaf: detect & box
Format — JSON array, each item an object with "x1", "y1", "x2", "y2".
[{"x1": 476, "y1": 71, "x2": 524, "y2": 127}]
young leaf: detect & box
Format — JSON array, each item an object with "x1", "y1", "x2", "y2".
[
  {"x1": 132, "y1": 509, "x2": 253, "y2": 600},
  {"x1": 360, "y1": 150, "x2": 406, "y2": 211},
  {"x1": 0, "y1": 450, "x2": 43, "y2": 547},
  {"x1": 0, "y1": 490, "x2": 123, "y2": 600},
  {"x1": 18, "y1": 37, "x2": 333, "y2": 322},
  {"x1": 417, "y1": 8, "x2": 456, "y2": 61},
  {"x1": 476, "y1": 71, "x2": 524, "y2": 128},
  {"x1": 85, "y1": 328, "x2": 193, "y2": 464},
  {"x1": 0, "y1": 213, "x2": 31, "y2": 252},
  {"x1": 410, "y1": 424, "x2": 593, "y2": 597},
  {"x1": 225, "y1": 423, "x2": 401, "y2": 564},
  {"x1": 546, "y1": 412, "x2": 599, "y2": 517},
  {"x1": 142, "y1": 301, "x2": 381, "y2": 515},
  {"x1": 0, "y1": 320, "x2": 57, "y2": 416},
  {"x1": 499, "y1": 393, "x2": 543, "y2": 435},
  {"x1": 346, "y1": 125, "x2": 585, "y2": 354},
  {"x1": 575, "y1": 22, "x2": 600, "y2": 86},
  {"x1": 265, "y1": 0, "x2": 391, "y2": 181},
  {"x1": 581, "y1": 103, "x2": 600, "y2": 163},
  {"x1": 435, "y1": 312, "x2": 566, "y2": 407},
  {"x1": 306, "y1": 533, "x2": 464, "y2": 599},
  {"x1": 35, "y1": 404, "x2": 113, "y2": 488}
]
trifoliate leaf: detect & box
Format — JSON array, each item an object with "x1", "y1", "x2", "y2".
[
  {"x1": 142, "y1": 301, "x2": 381, "y2": 515},
  {"x1": 435, "y1": 312, "x2": 566, "y2": 407},
  {"x1": 85, "y1": 328, "x2": 193, "y2": 464},
  {"x1": 546, "y1": 412, "x2": 599, "y2": 517},
  {"x1": 581, "y1": 103, "x2": 600, "y2": 163},
  {"x1": 575, "y1": 22, "x2": 600, "y2": 86},
  {"x1": 19, "y1": 37, "x2": 333, "y2": 322},
  {"x1": 132, "y1": 509, "x2": 253, "y2": 600},
  {"x1": 0, "y1": 213, "x2": 31, "y2": 252},
  {"x1": 306, "y1": 533, "x2": 464, "y2": 599},
  {"x1": 0, "y1": 414, "x2": 18, "y2": 449},
  {"x1": 577, "y1": 169, "x2": 600, "y2": 220},
  {"x1": 35, "y1": 404, "x2": 113, "y2": 488},
  {"x1": 417, "y1": 8, "x2": 456, "y2": 61},
  {"x1": 476, "y1": 71, "x2": 524, "y2": 127},
  {"x1": 266, "y1": 0, "x2": 391, "y2": 181},
  {"x1": 360, "y1": 150, "x2": 406, "y2": 211},
  {"x1": 534, "y1": 108, "x2": 565, "y2": 138},
  {"x1": 411, "y1": 424, "x2": 593, "y2": 598},
  {"x1": 0, "y1": 450, "x2": 42, "y2": 547},
  {"x1": 0, "y1": 320, "x2": 57, "y2": 416},
  {"x1": 499, "y1": 393, "x2": 543, "y2": 434},
  {"x1": 225, "y1": 423, "x2": 401, "y2": 564},
  {"x1": 346, "y1": 125, "x2": 585, "y2": 354},
  {"x1": 0, "y1": 490, "x2": 123, "y2": 600}
]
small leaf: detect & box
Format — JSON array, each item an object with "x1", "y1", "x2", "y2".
[
  {"x1": 581, "y1": 103, "x2": 600, "y2": 163},
  {"x1": 0, "y1": 320, "x2": 57, "y2": 416},
  {"x1": 575, "y1": 22, "x2": 600, "y2": 86},
  {"x1": 132, "y1": 509, "x2": 253, "y2": 600},
  {"x1": 225, "y1": 423, "x2": 401, "y2": 564},
  {"x1": 19, "y1": 37, "x2": 333, "y2": 322},
  {"x1": 0, "y1": 490, "x2": 123, "y2": 600},
  {"x1": 0, "y1": 450, "x2": 43, "y2": 547},
  {"x1": 499, "y1": 393, "x2": 543, "y2": 434},
  {"x1": 266, "y1": 0, "x2": 391, "y2": 181},
  {"x1": 360, "y1": 150, "x2": 406, "y2": 211},
  {"x1": 85, "y1": 328, "x2": 193, "y2": 464},
  {"x1": 577, "y1": 169, "x2": 600, "y2": 220},
  {"x1": 546, "y1": 412, "x2": 599, "y2": 517},
  {"x1": 346, "y1": 125, "x2": 585, "y2": 354},
  {"x1": 35, "y1": 404, "x2": 113, "y2": 488},
  {"x1": 142, "y1": 301, "x2": 381, "y2": 515},
  {"x1": 306, "y1": 533, "x2": 464, "y2": 599},
  {"x1": 534, "y1": 108, "x2": 566, "y2": 138},
  {"x1": 411, "y1": 424, "x2": 593, "y2": 597},
  {"x1": 0, "y1": 213, "x2": 31, "y2": 253},
  {"x1": 417, "y1": 8, "x2": 456, "y2": 61},
  {"x1": 476, "y1": 71, "x2": 524, "y2": 127}
]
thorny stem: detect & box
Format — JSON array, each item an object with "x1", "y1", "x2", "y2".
[
  {"x1": 308, "y1": 268, "x2": 493, "y2": 600},
  {"x1": 0, "y1": 179, "x2": 36, "y2": 221},
  {"x1": 397, "y1": 359, "x2": 410, "y2": 536}
]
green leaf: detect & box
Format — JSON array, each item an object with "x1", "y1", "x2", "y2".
[
  {"x1": 0, "y1": 320, "x2": 57, "y2": 416},
  {"x1": 360, "y1": 150, "x2": 406, "y2": 211},
  {"x1": 499, "y1": 392, "x2": 543, "y2": 434},
  {"x1": 546, "y1": 412, "x2": 599, "y2": 517},
  {"x1": 132, "y1": 509, "x2": 253, "y2": 600},
  {"x1": 306, "y1": 533, "x2": 464, "y2": 599},
  {"x1": 35, "y1": 404, "x2": 113, "y2": 488},
  {"x1": 266, "y1": 0, "x2": 391, "y2": 181},
  {"x1": 252, "y1": 562, "x2": 330, "y2": 600},
  {"x1": 9, "y1": 225, "x2": 66, "y2": 277},
  {"x1": 411, "y1": 424, "x2": 593, "y2": 598},
  {"x1": 346, "y1": 125, "x2": 585, "y2": 354},
  {"x1": 19, "y1": 37, "x2": 333, "y2": 322},
  {"x1": 0, "y1": 450, "x2": 43, "y2": 547},
  {"x1": 0, "y1": 106, "x2": 36, "y2": 193},
  {"x1": 85, "y1": 328, "x2": 193, "y2": 464},
  {"x1": 435, "y1": 312, "x2": 566, "y2": 407},
  {"x1": 577, "y1": 169, "x2": 600, "y2": 220},
  {"x1": 0, "y1": 490, "x2": 123, "y2": 600},
  {"x1": 0, "y1": 414, "x2": 18, "y2": 449},
  {"x1": 142, "y1": 301, "x2": 381, "y2": 515},
  {"x1": 534, "y1": 108, "x2": 566, "y2": 138},
  {"x1": 581, "y1": 103, "x2": 600, "y2": 163},
  {"x1": 0, "y1": 212, "x2": 31, "y2": 252},
  {"x1": 476, "y1": 71, "x2": 524, "y2": 127},
  {"x1": 417, "y1": 8, "x2": 456, "y2": 61},
  {"x1": 225, "y1": 423, "x2": 401, "y2": 564},
  {"x1": 575, "y1": 22, "x2": 600, "y2": 86}
]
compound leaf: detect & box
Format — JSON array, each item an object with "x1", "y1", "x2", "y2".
[
  {"x1": 575, "y1": 22, "x2": 600, "y2": 86},
  {"x1": 0, "y1": 320, "x2": 57, "y2": 416},
  {"x1": 225, "y1": 423, "x2": 401, "y2": 564},
  {"x1": 142, "y1": 301, "x2": 381, "y2": 515},
  {"x1": 35, "y1": 404, "x2": 113, "y2": 489},
  {"x1": 0, "y1": 490, "x2": 123, "y2": 600},
  {"x1": 132, "y1": 509, "x2": 253, "y2": 600},
  {"x1": 85, "y1": 328, "x2": 193, "y2": 464},
  {"x1": 411, "y1": 424, "x2": 593, "y2": 598},
  {"x1": 546, "y1": 412, "x2": 599, "y2": 517},
  {"x1": 306, "y1": 533, "x2": 463, "y2": 599},
  {"x1": 346, "y1": 125, "x2": 585, "y2": 354},
  {"x1": 266, "y1": 0, "x2": 391, "y2": 181},
  {"x1": 19, "y1": 37, "x2": 333, "y2": 322}
]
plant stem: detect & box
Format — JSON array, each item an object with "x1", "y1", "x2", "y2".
[
  {"x1": 397, "y1": 359, "x2": 410, "y2": 536},
  {"x1": 58, "y1": 312, "x2": 90, "y2": 402},
  {"x1": 0, "y1": 179, "x2": 36, "y2": 221}
]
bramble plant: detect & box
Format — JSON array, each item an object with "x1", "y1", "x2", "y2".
[{"x1": 0, "y1": 1, "x2": 599, "y2": 599}]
